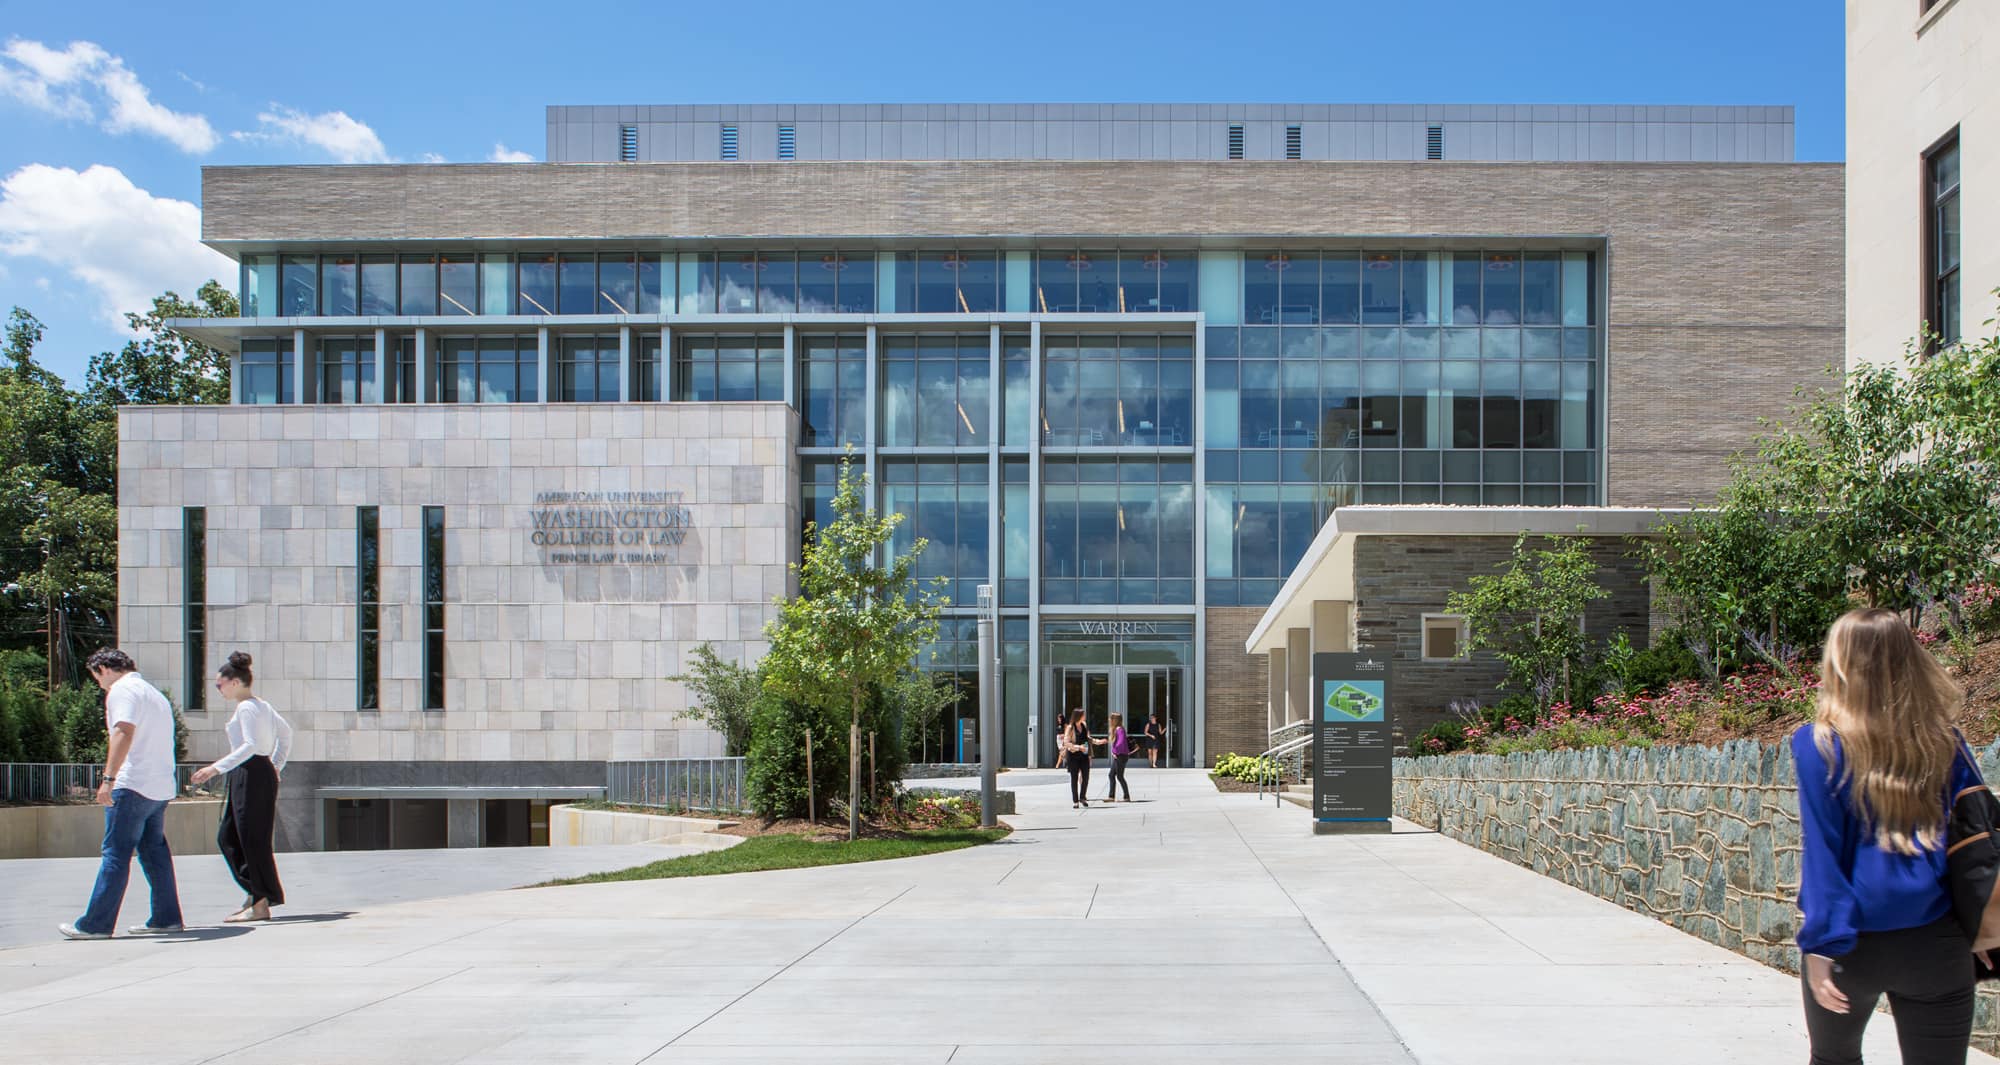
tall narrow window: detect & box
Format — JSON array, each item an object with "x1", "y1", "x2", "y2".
[
  {"x1": 183, "y1": 507, "x2": 205, "y2": 711},
  {"x1": 1927, "y1": 133, "x2": 1961, "y2": 349},
  {"x1": 1427, "y1": 125, "x2": 1445, "y2": 160},
  {"x1": 1285, "y1": 125, "x2": 1302, "y2": 160},
  {"x1": 357, "y1": 506, "x2": 380, "y2": 710},
  {"x1": 778, "y1": 125, "x2": 796, "y2": 160},
  {"x1": 1227, "y1": 124, "x2": 1244, "y2": 159},
  {"x1": 720, "y1": 125, "x2": 739, "y2": 160},
  {"x1": 422, "y1": 506, "x2": 445, "y2": 712},
  {"x1": 618, "y1": 124, "x2": 638, "y2": 161}
]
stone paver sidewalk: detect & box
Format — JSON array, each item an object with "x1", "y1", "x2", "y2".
[{"x1": 0, "y1": 768, "x2": 1981, "y2": 1064}]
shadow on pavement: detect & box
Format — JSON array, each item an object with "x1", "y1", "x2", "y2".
[
  {"x1": 264, "y1": 911, "x2": 356, "y2": 926},
  {"x1": 147, "y1": 926, "x2": 255, "y2": 943}
]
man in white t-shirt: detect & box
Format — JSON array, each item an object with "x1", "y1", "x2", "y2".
[{"x1": 58, "y1": 649, "x2": 186, "y2": 939}]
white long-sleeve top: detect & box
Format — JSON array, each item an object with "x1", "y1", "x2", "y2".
[{"x1": 210, "y1": 698, "x2": 292, "y2": 774}]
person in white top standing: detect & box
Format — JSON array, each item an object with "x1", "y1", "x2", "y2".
[
  {"x1": 59, "y1": 649, "x2": 186, "y2": 940},
  {"x1": 191, "y1": 652, "x2": 291, "y2": 923}
]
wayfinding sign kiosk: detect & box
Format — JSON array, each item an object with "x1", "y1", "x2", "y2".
[{"x1": 1310, "y1": 652, "x2": 1393, "y2": 834}]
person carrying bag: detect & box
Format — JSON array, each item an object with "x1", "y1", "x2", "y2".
[{"x1": 1795, "y1": 608, "x2": 1992, "y2": 1064}]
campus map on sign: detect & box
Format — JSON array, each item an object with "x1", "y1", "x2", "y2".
[{"x1": 1322, "y1": 680, "x2": 1385, "y2": 723}]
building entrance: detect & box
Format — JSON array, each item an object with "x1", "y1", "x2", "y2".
[{"x1": 1049, "y1": 665, "x2": 1186, "y2": 768}]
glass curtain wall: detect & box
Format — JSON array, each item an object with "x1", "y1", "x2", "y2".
[{"x1": 1203, "y1": 248, "x2": 1598, "y2": 606}]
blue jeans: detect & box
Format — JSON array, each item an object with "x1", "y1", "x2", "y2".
[{"x1": 76, "y1": 789, "x2": 184, "y2": 934}]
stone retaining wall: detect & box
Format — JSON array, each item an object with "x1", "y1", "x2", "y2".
[
  {"x1": 0, "y1": 799, "x2": 223, "y2": 860},
  {"x1": 1394, "y1": 740, "x2": 2000, "y2": 1047}
]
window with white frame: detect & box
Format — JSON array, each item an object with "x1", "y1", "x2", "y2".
[{"x1": 1422, "y1": 614, "x2": 1469, "y2": 661}]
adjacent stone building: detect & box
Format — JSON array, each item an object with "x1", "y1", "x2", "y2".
[{"x1": 119, "y1": 402, "x2": 795, "y2": 848}]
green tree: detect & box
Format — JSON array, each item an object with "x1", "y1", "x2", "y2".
[
  {"x1": 760, "y1": 456, "x2": 943, "y2": 840},
  {"x1": 1644, "y1": 467, "x2": 1850, "y2": 679},
  {"x1": 84, "y1": 281, "x2": 237, "y2": 407},
  {"x1": 894, "y1": 670, "x2": 959, "y2": 764},
  {"x1": 1764, "y1": 337, "x2": 2000, "y2": 629},
  {"x1": 0, "y1": 309, "x2": 117, "y2": 675},
  {"x1": 1446, "y1": 534, "x2": 1609, "y2": 709},
  {"x1": 669, "y1": 642, "x2": 761, "y2": 757}
]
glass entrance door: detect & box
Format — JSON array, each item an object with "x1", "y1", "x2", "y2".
[
  {"x1": 1058, "y1": 668, "x2": 1113, "y2": 754},
  {"x1": 1127, "y1": 667, "x2": 1183, "y2": 767},
  {"x1": 1052, "y1": 665, "x2": 1185, "y2": 768}
]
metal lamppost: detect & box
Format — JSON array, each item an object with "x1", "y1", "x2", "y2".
[{"x1": 975, "y1": 583, "x2": 997, "y2": 828}]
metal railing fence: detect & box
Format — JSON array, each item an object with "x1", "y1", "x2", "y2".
[
  {"x1": 605, "y1": 757, "x2": 749, "y2": 814},
  {"x1": 1, "y1": 763, "x2": 226, "y2": 804}
]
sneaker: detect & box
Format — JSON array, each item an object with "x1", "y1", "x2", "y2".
[
  {"x1": 127, "y1": 923, "x2": 183, "y2": 935},
  {"x1": 57, "y1": 922, "x2": 110, "y2": 941}
]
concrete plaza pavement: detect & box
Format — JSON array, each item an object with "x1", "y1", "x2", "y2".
[{"x1": 1, "y1": 767, "x2": 1984, "y2": 1064}]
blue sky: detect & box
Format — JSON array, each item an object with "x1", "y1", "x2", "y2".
[{"x1": 0, "y1": 0, "x2": 1843, "y2": 386}]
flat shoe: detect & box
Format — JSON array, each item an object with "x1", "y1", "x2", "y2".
[
  {"x1": 57, "y1": 922, "x2": 109, "y2": 941},
  {"x1": 223, "y1": 910, "x2": 267, "y2": 924},
  {"x1": 127, "y1": 924, "x2": 183, "y2": 935}
]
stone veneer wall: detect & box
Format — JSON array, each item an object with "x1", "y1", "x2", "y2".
[
  {"x1": 1395, "y1": 741, "x2": 2000, "y2": 1049},
  {"x1": 118, "y1": 402, "x2": 797, "y2": 846},
  {"x1": 1354, "y1": 535, "x2": 1652, "y2": 738}
]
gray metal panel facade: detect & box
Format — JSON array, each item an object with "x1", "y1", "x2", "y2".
[{"x1": 545, "y1": 103, "x2": 1798, "y2": 163}]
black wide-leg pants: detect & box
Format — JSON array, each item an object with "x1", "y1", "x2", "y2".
[{"x1": 218, "y1": 755, "x2": 285, "y2": 906}]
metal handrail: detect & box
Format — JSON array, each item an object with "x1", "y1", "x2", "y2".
[
  {"x1": 605, "y1": 757, "x2": 750, "y2": 814},
  {"x1": 1, "y1": 763, "x2": 224, "y2": 804},
  {"x1": 1255, "y1": 734, "x2": 1312, "y2": 807}
]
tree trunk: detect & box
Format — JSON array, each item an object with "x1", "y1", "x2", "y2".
[{"x1": 849, "y1": 685, "x2": 862, "y2": 841}]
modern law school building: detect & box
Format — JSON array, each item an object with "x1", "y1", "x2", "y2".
[{"x1": 124, "y1": 103, "x2": 1840, "y2": 849}]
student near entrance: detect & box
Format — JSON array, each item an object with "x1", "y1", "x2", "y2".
[{"x1": 59, "y1": 649, "x2": 185, "y2": 940}]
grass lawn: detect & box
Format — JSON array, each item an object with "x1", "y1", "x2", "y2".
[{"x1": 541, "y1": 827, "x2": 1009, "y2": 885}]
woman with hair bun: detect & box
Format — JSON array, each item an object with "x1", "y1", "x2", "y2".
[{"x1": 190, "y1": 652, "x2": 292, "y2": 923}]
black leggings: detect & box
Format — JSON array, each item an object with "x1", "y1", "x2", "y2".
[
  {"x1": 1106, "y1": 756, "x2": 1131, "y2": 800},
  {"x1": 218, "y1": 755, "x2": 285, "y2": 906},
  {"x1": 1067, "y1": 756, "x2": 1090, "y2": 803},
  {"x1": 1803, "y1": 915, "x2": 1974, "y2": 1065}
]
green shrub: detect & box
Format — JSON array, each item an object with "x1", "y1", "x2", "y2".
[
  {"x1": 745, "y1": 692, "x2": 845, "y2": 820},
  {"x1": 746, "y1": 685, "x2": 906, "y2": 820},
  {"x1": 1212, "y1": 752, "x2": 1282, "y2": 783},
  {"x1": 10, "y1": 688, "x2": 61, "y2": 763},
  {"x1": 1613, "y1": 630, "x2": 1707, "y2": 694},
  {"x1": 1413, "y1": 719, "x2": 1468, "y2": 755},
  {"x1": 0, "y1": 650, "x2": 47, "y2": 692},
  {"x1": 0, "y1": 686, "x2": 20, "y2": 762},
  {"x1": 54, "y1": 685, "x2": 106, "y2": 763}
]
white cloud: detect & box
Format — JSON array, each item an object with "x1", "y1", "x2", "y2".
[
  {"x1": 418, "y1": 152, "x2": 447, "y2": 164},
  {"x1": 233, "y1": 105, "x2": 389, "y2": 163},
  {"x1": 0, "y1": 164, "x2": 234, "y2": 329},
  {"x1": 489, "y1": 143, "x2": 535, "y2": 163},
  {"x1": 0, "y1": 39, "x2": 218, "y2": 152}
]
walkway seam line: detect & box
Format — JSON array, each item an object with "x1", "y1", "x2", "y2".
[
  {"x1": 192, "y1": 965, "x2": 473, "y2": 1064},
  {"x1": 368, "y1": 917, "x2": 518, "y2": 966},
  {"x1": 0, "y1": 964, "x2": 194, "y2": 1020},
  {"x1": 1085, "y1": 883, "x2": 1099, "y2": 918},
  {"x1": 996, "y1": 860, "x2": 1023, "y2": 885},
  {"x1": 639, "y1": 882, "x2": 917, "y2": 1062},
  {"x1": 1220, "y1": 804, "x2": 1421, "y2": 1064}
]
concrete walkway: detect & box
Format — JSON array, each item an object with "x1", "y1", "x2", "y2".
[{"x1": 0, "y1": 768, "x2": 1984, "y2": 1064}]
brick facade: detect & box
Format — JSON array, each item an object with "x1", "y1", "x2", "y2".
[
  {"x1": 1204, "y1": 606, "x2": 1271, "y2": 764},
  {"x1": 201, "y1": 159, "x2": 1841, "y2": 507}
]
